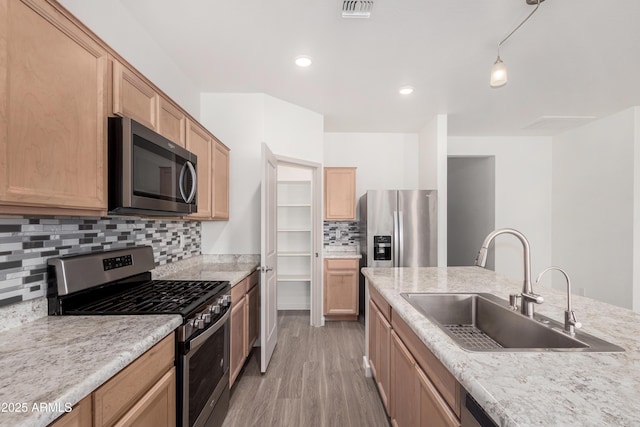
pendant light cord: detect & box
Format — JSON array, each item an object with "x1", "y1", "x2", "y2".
[{"x1": 497, "y1": 0, "x2": 542, "y2": 55}]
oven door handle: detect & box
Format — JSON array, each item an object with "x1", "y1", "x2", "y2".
[{"x1": 185, "y1": 310, "x2": 229, "y2": 354}]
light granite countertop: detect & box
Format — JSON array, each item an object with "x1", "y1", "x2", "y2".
[
  {"x1": 323, "y1": 246, "x2": 362, "y2": 259},
  {"x1": 154, "y1": 256, "x2": 259, "y2": 286},
  {"x1": 362, "y1": 266, "x2": 640, "y2": 427},
  {"x1": 0, "y1": 314, "x2": 181, "y2": 427}
]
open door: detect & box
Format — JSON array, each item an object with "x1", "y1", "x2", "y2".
[{"x1": 260, "y1": 143, "x2": 278, "y2": 372}]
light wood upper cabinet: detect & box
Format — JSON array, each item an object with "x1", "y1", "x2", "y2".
[
  {"x1": 212, "y1": 138, "x2": 230, "y2": 220},
  {"x1": 324, "y1": 258, "x2": 359, "y2": 320},
  {"x1": 158, "y1": 97, "x2": 186, "y2": 147},
  {"x1": 324, "y1": 167, "x2": 357, "y2": 220},
  {"x1": 0, "y1": 0, "x2": 108, "y2": 215},
  {"x1": 186, "y1": 120, "x2": 212, "y2": 219},
  {"x1": 112, "y1": 60, "x2": 158, "y2": 130}
]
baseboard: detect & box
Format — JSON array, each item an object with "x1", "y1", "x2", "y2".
[{"x1": 362, "y1": 355, "x2": 372, "y2": 378}]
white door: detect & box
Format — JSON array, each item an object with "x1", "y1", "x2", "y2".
[{"x1": 260, "y1": 143, "x2": 278, "y2": 372}]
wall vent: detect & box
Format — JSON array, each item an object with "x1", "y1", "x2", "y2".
[{"x1": 342, "y1": 0, "x2": 374, "y2": 18}]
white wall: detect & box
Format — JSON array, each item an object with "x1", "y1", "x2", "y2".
[
  {"x1": 200, "y1": 94, "x2": 323, "y2": 254},
  {"x1": 323, "y1": 133, "x2": 419, "y2": 205},
  {"x1": 553, "y1": 108, "x2": 637, "y2": 309},
  {"x1": 448, "y1": 136, "x2": 553, "y2": 283},
  {"x1": 59, "y1": 0, "x2": 201, "y2": 118},
  {"x1": 419, "y1": 115, "x2": 448, "y2": 267}
]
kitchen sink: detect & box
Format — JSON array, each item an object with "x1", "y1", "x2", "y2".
[{"x1": 401, "y1": 293, "x2": 624, "y2": 352}]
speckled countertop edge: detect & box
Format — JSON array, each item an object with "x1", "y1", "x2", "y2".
[
  {"x1": 153, "y1": 255, "x2": 259, "y2": 286},
  {"x1": 362, "y1": 266, "x2": 640, "y2": 427},
  {"x1": 0, "y1": 314, "x2": 181, "y2": 427}
]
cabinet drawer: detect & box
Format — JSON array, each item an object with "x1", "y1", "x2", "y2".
[
  {"x1": 325, "y1": 258, "x2": 359, "y2": 270},
  {"x1": 93, "y1": 333, "x2": 174, "y2": 427},
  {"x1": 369, "y1": 284, "x2": 391, "y2": 322},
  {"x1": 231, "y1": 277, "x2": 248, "y2": 303}
]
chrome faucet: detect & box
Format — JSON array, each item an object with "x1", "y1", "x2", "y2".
[
  {"x1": 536, "y1": 267, "x2": 582, "y2": 336},
  {"x1": 475, "y1": 228, "x2": 544, "y2": 318}
]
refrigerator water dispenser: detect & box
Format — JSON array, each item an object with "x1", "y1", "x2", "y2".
[{"x1": 373, "y1": 235, "x2": 392, "y2": 261}]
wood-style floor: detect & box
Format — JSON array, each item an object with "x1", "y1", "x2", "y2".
[{"x1": 222, "y1": 311, "x2": 390, "y2": 427}]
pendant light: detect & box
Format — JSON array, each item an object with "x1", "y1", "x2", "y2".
[{"x1": 490, "y1": 0, "x2": 545, "y2": 88}]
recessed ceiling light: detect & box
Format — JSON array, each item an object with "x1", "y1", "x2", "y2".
[
  {"x1": 295, "y1": 55, "x2": 312, "y2": 67},
  {"x1": 399, "y1": 86, "x2": 414, "y2": 95}
]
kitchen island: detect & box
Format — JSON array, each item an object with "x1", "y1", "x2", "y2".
[{"x1": 362, "y1": 266, "x2": 640, "y2": 427}]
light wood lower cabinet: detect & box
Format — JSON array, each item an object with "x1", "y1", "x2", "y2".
[
  {"x1": 369, "y1": 297, "x2": 391, "y2": 415},
  {"x1": 113, "y1": 368, "x2": 176, "y2": 427},
  {"x1": 230, "y1": 271, "x2": 259, "y2": 388},
  {"x1": 0, "y1": 0, "x2": 108, "y2": 216},
  {"x1": 49, "y1": 396, "x2": 92, "y2": 427},
  {"x1": 230, "y1": 292, "x2": 247, "y2": 388},
  {"x1": 369, "y1": 284, "x2": 461, "y2": 426},
  {"x1": 246, "y1": 275, "x2": 259, "y2": 349},
  {"x1": 49, "y1": 333, "x2": 175, "y2": 427},
  {"x1": 324, "y1": 258, "x2": 359, "y2": 320}
]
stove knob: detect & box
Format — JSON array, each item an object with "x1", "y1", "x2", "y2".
[
  {"x1": 195, "y1": 318, "x2": 205, "y2": 329},
  {"x1": 203, "y1": 313, "x2": 212, "y2": 323},
  {"x1": 217, "y1": 297, "x2": 225, "y2": 306},
  {"x1": 222, "y1": 295, "x2": 231, "y2": 306},
  {"x1": 211, "y1": 304, "x2": 221, "y2": 314}
]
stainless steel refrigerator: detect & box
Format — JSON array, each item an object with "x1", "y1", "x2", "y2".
[{"x1": 359, "y1": 190, "x2": 437, "y2": 268}]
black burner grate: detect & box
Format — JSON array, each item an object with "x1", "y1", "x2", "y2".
[{"x1": 67, "y1": 280, "x2": 227, "y2": 315}]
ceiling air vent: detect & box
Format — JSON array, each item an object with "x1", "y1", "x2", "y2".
[{"x1": 342, "y1": 0, "x2": 374, "y2": 18}]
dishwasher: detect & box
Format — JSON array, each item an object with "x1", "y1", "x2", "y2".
[{"x1": 460, "y1": 388, "x2": 498, "y2": 427}]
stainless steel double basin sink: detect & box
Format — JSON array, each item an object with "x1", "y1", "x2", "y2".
[{"x1": 401, "y1": 293, "x2": 624, "y2": 352}]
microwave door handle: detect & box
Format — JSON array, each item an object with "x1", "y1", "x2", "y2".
[
  {"x1": 185, "y1": 161, "x2": 197, "y2": 204},
  {"x1": 178, "y1": 163, "x2": 188, "y2": 202}
]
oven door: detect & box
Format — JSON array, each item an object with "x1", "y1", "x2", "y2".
[{"x1": 182, "y1": 311, "x2": 230, "y2": 427}]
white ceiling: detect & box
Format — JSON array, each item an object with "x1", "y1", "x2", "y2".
[{"x1": 118, "y1": 0, "x2": 640, "y2": 136}]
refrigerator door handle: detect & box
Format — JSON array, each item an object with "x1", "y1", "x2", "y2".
[
  {"x1": 393, "y1": 210, "x2": 400, "y2": 267},
  {"x1": 398, "y1": 211, "x2": 404, "y2": 267}
]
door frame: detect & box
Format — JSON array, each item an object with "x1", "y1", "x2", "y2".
[{"x1": 275, "y1": 154, "x2": 324, "y2": 327}]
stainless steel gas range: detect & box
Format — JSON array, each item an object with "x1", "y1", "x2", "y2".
[{"x1": 47, "y1": 245, "x2": 230, "y2": 427}]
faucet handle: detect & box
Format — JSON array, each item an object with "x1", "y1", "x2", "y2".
[
  {"x1": 508, "y1": 293, "x2": 521, "y2": 311},
  {"x1": 566, "y1": 310, "x2": 582, "y2": 328},
  {"x1": 522, "y1": 292, "x2": 544, "y2": 305}
]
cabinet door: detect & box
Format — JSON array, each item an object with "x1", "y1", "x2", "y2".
[
  {"x1": 0, "y1": 0, "x2": 107, "y2": 213},
  {"x1": 157, "y1": 97, "x2": 186, "y2": 147},
  {"x1": 416, "y1": 365, "x2": 461, "y2": 427},
  {"x1": 376, "y1": 304, "x2": 391, "y2": 414},
  {"x1": 212, "y1": 138, "x2": 230, "y2": 220},
  {"x1": 324, "y1": 259, "x2": 358, "y2": 318},
  {"x1": 112, "y1": 60, "x2": 158, "y2": 130},
  {"x1": 113, "y1": 368, "x2": 176, "y2": 427},
  {"x1": 247, "y1": 281, "x2": 259, "y2": 350},
  {"x1": 186, "y1": 120, "x2": 212, "y2": 219},
  {"x1": 324, "y1": 167, "x2": 356, "y2": 220},
  {"x1": 368, "y1": 299, "x2": 379, "y2": 380},
  {"x1": 49, "y1": 395, "x2": 92, "y2": 427},
  {"x1": 230, "y1": 295, "x2": 247, "y2": 387},
  {"x1": 391, "y1": 330, "x2": 418, "y2": 427}
]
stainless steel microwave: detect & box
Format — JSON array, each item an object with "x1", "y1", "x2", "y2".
[{"x1": 108, "y1": 117, "x2": 197, "y2": 216}]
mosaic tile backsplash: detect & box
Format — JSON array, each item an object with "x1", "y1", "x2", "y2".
[
  {"x1": 323, "y1": 221, "x2": 360, "y2": 247},
  {"x1": 0, "y1": 216, "x2": 201, "y2": 307}
]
